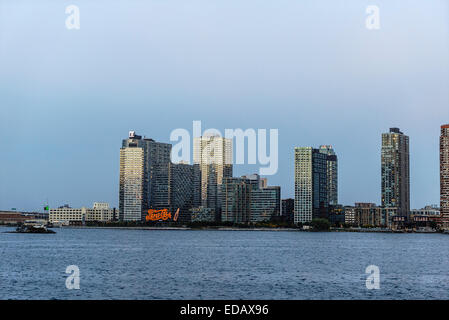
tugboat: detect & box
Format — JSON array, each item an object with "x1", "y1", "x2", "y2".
[{"x1": 15, "y1": 221, "x2": 56, "y2": 234}]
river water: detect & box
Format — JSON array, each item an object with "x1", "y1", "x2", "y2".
[{"x1": 1, "y1": 227, "x2": 448, "y2": 299}]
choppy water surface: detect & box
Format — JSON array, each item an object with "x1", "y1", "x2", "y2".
[{"x1": 1, "y1": 227, "x2": 449, "y2": 299}]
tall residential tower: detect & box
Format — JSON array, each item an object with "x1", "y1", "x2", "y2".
[
  {"x1": 294, "y1": 147, "x2": 328, "y2": 223},
  {"x1": 381, "y1": 128, "x2": 410, "y2": 217},
  {"x1": 319, "y1": 145, "x2": 338, "y2": 205},
  {"x1": 119, "y1": 145, "x2": 145, "y2": 221},
  {"x1": 193, "y1": 135, "x2": 233, "y2": 216},
  {"x1": 119, "y1": 131, "x2": 201, "y2": 222}
]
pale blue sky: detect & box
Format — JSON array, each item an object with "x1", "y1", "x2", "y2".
[{"x1": 0, "y1": 0, "x2": 448, "y2": 211}]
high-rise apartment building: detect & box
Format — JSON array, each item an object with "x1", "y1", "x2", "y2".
[
  {"x1": 120, "y1": 131, "x2": 201, "y2": 222},
  {"x1": 294, "y1": 147, "x2": 328, "y2": 223},
  {"x1": 221, "y1": 177, "x2": 252, "y2": 223},
  {"x1": 243, "y1": 174, "x2": 281, "y2": 222},
  {"x1": 221, "y1": 174, "x2": 280, "y2": 223},
  {"x1": 319, "y1": 145, "x2": 338, "y2": 205},
  {"x1": 120, "y1": 131, "x2": 172, "y2": 220},
  {"x1": 381, "y1": 128, "x2": 410, "y2": 217},
  {"x1": 169, "y1": 162, "x2": 201, "y2": 222},
  {"x1": 250, "y1": 186, "x2": 280, "y2": 222},
  {"x1": 441, "y1": 124, "x2": 449, "y2": 218},
  {"x1": 119, "y1": 146, "x2": 145, "y2": 221},
  {"x1": 193, "y1": 135, "x2": 233, "y2": 215}
]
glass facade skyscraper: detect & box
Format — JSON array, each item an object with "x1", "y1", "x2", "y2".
[
  {"x1": 319, "y1": 145, "x2": 338, "y2": 205},
  {"x1": 220, "y1": 177, "x2": 252, "y2": 223},
  {"x1": 294, "y1": 147, "x2": 328, "y2": 223},
  {"x1": 169, "y1": 162, "x2": 201, "y2": 222},
  {"x1": 381, "y1": 128, "x2": 410, "y2": 217},
  {"x1": 250, "y1": 186, "x2": 280, "y2": 222}
]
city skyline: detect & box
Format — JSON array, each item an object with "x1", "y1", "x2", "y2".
[
  {"x1": 0, "y1": 125, "x2": 447, "y2": 212},
  {"x1": 2, "y1": 0, "x2": 449, "y2": 306},
  {"x1": 41, "y1": 124, "x2": 449, "y2": 228},
  {"x1": 1, "y1": 1, "x2": 448, "y2": 211},
  {"x1": 19, "y1": 123, "x2": 449, "y2": 228}
]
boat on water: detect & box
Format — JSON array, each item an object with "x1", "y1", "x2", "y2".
[{"x1": 13, "y1": 221, "x2": 56, "y2": 234}]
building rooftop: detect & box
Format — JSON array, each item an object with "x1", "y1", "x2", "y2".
[
  {"x1": 128, "y1": 131, "x2": 142, "y2": 139},
  {"x1": 389, "y1": 128, "x2": 403, "y2": 134}
]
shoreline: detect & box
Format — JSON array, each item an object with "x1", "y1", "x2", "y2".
[
  {"x1": 2, "y1": 225, "x2": 441, "y2": 233},
  {"x1": 59, "y1": 226, "x2": 300, "y2": 232},
  {"x1": 0, "y1": 224, "x2": 442, "y2": 234}
]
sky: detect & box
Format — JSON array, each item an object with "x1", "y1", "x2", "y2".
[{"x1": 0, "y1": 0, "x2": 448, "y2": 212}]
